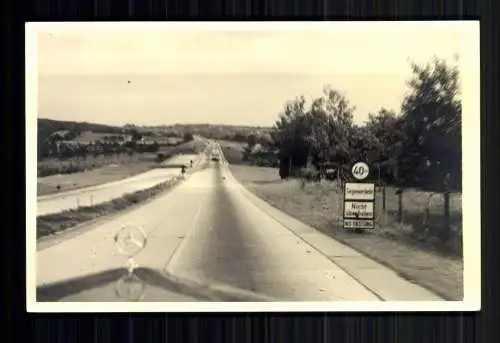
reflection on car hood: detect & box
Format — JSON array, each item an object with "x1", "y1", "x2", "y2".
[{"x1": 36, "y1": 267, "x2": 277, "y2": 302}]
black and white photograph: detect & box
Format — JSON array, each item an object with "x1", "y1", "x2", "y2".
[{"x1": 26, "y1": 22, "x2": 480, "y2": 311}]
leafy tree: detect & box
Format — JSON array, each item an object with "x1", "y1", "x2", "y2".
[
  {"x1": 232, "y1": 133, "x2": 246, "y2": 142},
  {"x1": 272, "y1": 86, "x2": 356, "y2": 179},
  {"x1": 51, "y1": 133, "x2": 65, "y2": 142},
  {"x1": 128, "y1": 129, "x2": 143, "y2": 142},
  {"x1": 308, "y1": 86, "x2": 356, "y2": 168},
  {"x1": 365, "y1": 108, "x2": 407, "y2": 183},
  {"x1": 247, "y1": 134, "x2": 257, "y2": 147},
  {"x1": 401, "y1": 57, "x2": 461, "y2": 191},
  {"x1": 273, "y1": 95, "x2": 310, "y2": 178},
  {"x1": 183, "y1": 132, "x2": 194, "y2": 142},
  {"x1": 259, "y1": 133, "x2": 274, "y2": 149},
  {"x1": 399, "y1": 57, "x2": 461, "y2": 240}
]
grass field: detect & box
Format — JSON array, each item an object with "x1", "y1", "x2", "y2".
[
  {"x1": 37, "y1": 139, "x2": 208, "y2": 196},
  {"x1": 37, "y1": 153, "x2": 158, "y2": 196},
  {"x1": 38, "y1": 152, "x2": 159, "y2": 176},
  {"x1": 229, "y1": 164, "x2": 464, "y2": 301},
  {"x1": 218, "y1": 140, "x2": 246, "y2": 152},
  {"x1": 218, "y1": 140, "x2": 247, "y2": 165},
  {"x1": 37, "y1": 162, "x2": 156, "y2": 196}
]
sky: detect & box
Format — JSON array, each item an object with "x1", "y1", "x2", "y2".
[{"x1": 30, "y1": 22, "x2": 478, "y2": 127}]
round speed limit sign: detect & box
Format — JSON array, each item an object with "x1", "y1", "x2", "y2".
[{"x1": 351, "y1": 162, "x2": 370, "y2": 180}]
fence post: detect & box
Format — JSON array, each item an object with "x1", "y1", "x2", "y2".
[
  {"x1": 382, "y1": 186, "x2": 386, "y2": 211},
  {"x1": 423, "y1": 194, "x2": 433, "y2": 232},
  {"x1": 397, "y1": 189, "x2": 403, "y2": 222},
  {"x1": 444, "y1": 191, "x2": 450, "y2": 237},
  {"x1": 337, "y1": 168, "x2": 341, "y2": 190},
  {"x1": 377, "y1": 166, "x2": 386, "y2": 211},
  {"x1": 443, "y1": 173, "x2": 451, "y2": 240}
]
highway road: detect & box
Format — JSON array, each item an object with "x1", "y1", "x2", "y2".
[
  {"x1": 37, "y1": 153, "x2": 203, "y2": 217},
  {"x1": 35, "y1": 144, "x2": 442, "y2": 302}
]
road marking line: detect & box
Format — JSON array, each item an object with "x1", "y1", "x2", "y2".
[{"x1": 162, "y1": 182, "x2": 210, "y2": 272}]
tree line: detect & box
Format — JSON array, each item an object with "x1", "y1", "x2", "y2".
[
  {"x1": 270, "y1": 57, "x2": 462, "y2": 241},
  {"x1": 271, "y1": 57, "x2": 461, "y2": 194},
  {"x1": 39, "y1": 129, "x2": 196, "y2": 161}
]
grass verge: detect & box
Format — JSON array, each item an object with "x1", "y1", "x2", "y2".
[
  {"x1": 37, "y1": 141, "x2": 208, "y2": 196},
  {"x1": 37, "y1": 161, "x2": 157, "y2": 196},
  {"x1": 38, "y1": 152, "x2": 159, "y2": 177},
  {"x1": 37, "y1": 160, "x2": 208, "y2": 240},
  {"x1": 229, "y1": 164, "x2": 464, "y2": 301}
]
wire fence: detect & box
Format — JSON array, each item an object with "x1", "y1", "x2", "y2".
[{"x1": 297, "y1": 162, "x2": 462, "y2": 253}]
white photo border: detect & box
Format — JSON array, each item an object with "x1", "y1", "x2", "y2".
[{"x1": 26, "y1": 21, "x2": 481, "y2": 312}]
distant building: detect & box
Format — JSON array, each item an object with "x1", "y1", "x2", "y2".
[{"x1": 74, "y1": 131, "x2": 133, "y2": 145}]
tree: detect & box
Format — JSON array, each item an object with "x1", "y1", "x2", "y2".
[
  {"x1": 77, "y1": 145, "x2": 88, "y2": 161},
  {"x1": 247, "y1": 134, "x2": 257, "y2": 148},
  {"x1": 183, "y1": 132, "x2": 194, "y2": 142},
  {"x1": 273, "y1": 95, "x2": 309, "y2": 178},
  {"x1": 232, "y1": 133, "x2": 246, "y2": 142},
  {"x1": 307, "y1": 86, "x2": 356, "y2": 168},
  {"x1": 365, "y1": 108, "x2": 407, "y2": 183},
  {"x1": 259, "y1": 133, "x2": 274, "y2": 149},
  {"x1": 64, "y1": 129, "x2": 80, "y2": 141},
  {"x1": 129, "y1": 129, "x2": 142, "y2": 142},
  {"x1": 400, "y1": 57, "x2": 461, "y2": 189},
  {"x1": 400, "y1": 57, "x2": 461, "y2": 240},
  {"x1": 272, "y1": 87, "x2": 357, "y2": 179}
]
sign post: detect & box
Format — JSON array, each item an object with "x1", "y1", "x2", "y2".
[{"x1": 343, "y1": 162, "x2": 376, "y2": 231}]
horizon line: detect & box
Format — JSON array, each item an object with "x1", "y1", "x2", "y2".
[{"x1": 38, "y1": 117, "x2": 275, "y2": 129}]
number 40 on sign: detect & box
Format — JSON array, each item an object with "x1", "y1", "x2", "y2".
[{"x1": 351, "y1": 162, "x2": 370, "y2": 180}]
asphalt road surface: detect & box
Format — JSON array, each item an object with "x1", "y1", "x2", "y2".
[
  {"x1": 37, "y1": 153, "x2": 201, "y2": 217},
  {"x1": 35, "y1": 145, "x2": 441, "y2": 302}
]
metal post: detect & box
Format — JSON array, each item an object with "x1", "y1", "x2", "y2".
[{"x1": 382, "y1": 186, "x2": 386, "y2": 211}]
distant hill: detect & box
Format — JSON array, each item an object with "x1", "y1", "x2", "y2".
[
  {"x1": 37, "y1": 118, "x2": 277, "y2": 168},
  {"x1": 37, "y1": 118, "x2": 274, "y2": 149},
  {"x1": 38, "y1": 118, "x2": 125, "y2": 149}
]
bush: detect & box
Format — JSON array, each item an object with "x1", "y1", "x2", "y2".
[
  {"x1": 183, "y1": 132, "x2": 194, "y2": 142},
  {"x1": 155, "y1": 153, "x2": 168, "y2": 162},
  {"x1": 324, "y1": 169, "x2": 337, "y2": 181},
  {"x1": 300, "y1": 166, "x2": 321, "y2": 182}
]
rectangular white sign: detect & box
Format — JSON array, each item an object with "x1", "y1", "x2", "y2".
[
  {"x1": 344, "y1": 219, "x2": 374, "y2": 229},
  {"x1": 344, "y1": 182, "x2": 375, "y2": 200},
  {"x1": 344, "y1": 201, "x2": 374, "y2": 219}
]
